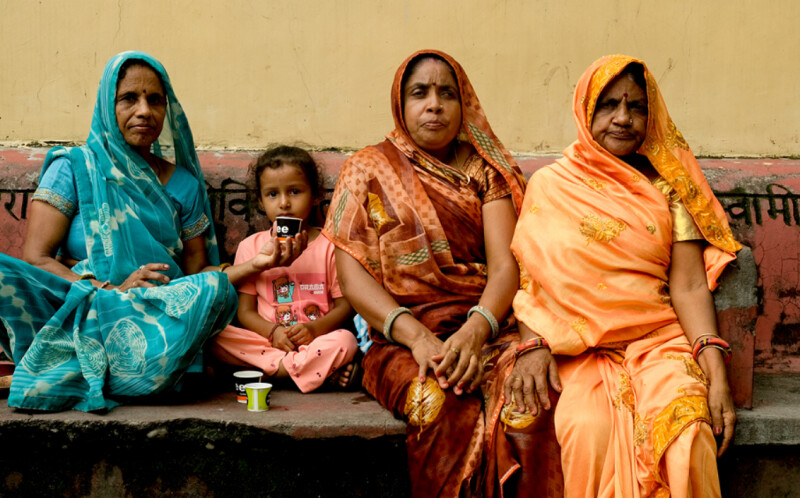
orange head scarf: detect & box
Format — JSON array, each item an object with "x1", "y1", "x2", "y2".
[
  {"x1": 386, "y1": 49, "x2": 526, "y2": 212},
  {"x1": 511, "y1": 55, "x2": 739, "y2": 354},
  {"x1": 575, "y1": 54, "x2": 741, "y2": 255}
]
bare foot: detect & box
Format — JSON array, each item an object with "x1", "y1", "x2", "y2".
[{"x1": 329, "y1": 363, "x2": 354, "y2": 388}]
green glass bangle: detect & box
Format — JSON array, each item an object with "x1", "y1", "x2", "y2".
[
  {"x1": 468, "y1": 305, "x2": 500, "y2": 339},
  {"x1": 383, "y1": 307, "x2": 412, "y2": 343}
]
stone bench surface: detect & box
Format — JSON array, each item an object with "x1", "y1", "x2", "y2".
[
  {"x1": 0, "y1": 389, "x2": 405, "y2": 440},
  {"x1": 1, "y1": 374, "x2": 796, "y2": 446}
]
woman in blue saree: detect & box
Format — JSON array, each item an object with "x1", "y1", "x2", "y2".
[{"x1": 0, "y1": 51, "x2": 238, "y2": 411}]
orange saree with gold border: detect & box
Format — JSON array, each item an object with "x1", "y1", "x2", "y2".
[{"x1": 512, "y1": 55, "x2": 740, "y2": 497}]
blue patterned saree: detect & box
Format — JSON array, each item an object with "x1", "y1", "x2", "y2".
[{"x1": 0, "y1": 51, "x2": 237, "y2": 411}]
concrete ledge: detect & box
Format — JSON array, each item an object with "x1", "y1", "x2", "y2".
[
  {"x1": 1, "y1": 375, "x2": 799, "y2": 496},
  {"x1": 735, "y1": 374, "x2": 800, "y2": 446},
  {"x1": 1, "y1": 374, "x2": 795, "y2": 447},
  {"x1": 0, "y1": 389, "x2": 405, "y2": 440}
]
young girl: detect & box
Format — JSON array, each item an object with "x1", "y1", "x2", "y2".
[{"x1": 211, "y1": 146, "x2": 359, "y2": 392}]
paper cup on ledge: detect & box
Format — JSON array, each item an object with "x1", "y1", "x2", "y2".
[
  {"x1": 275, "y1": 216, "x2": 302, "y2": 241},
  {"x1": 245, "y1": 382, "x2": 272, "y2": 412},
  {"x1": 233, "y1": 370, "x2": 263, "y2": 403}
]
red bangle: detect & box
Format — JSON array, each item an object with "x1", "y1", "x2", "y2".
[
  {"x1": 515, "y1": 337, "x2": 549, "y2": 358},
  {"x1": 692, "y1": 336, "x2": 732, "y2": 364}
]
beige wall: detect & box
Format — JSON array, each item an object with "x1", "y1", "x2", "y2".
[{"x1": 1, "y1": 0, "x2": 798, "y2": 156}]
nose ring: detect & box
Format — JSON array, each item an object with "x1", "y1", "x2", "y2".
[{"x1": 629, "y1": 118, "x2": 633, "y2": 125}]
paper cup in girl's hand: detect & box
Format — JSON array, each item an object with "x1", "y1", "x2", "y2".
[
  {"x1": 245, "y1": 382, "x2": 272, "y2": 412},
  {"x1": 275, "y1": 216, "x2": 302, "y2": 241},
  {"x1": 233, "y1": 370, "x2": 263, "y2": 403}
]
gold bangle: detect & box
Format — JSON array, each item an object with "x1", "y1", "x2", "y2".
[
  {"x1": 218, "y1": 263, "x2": 232, "y2": 273},
  {"x1": 78, "y1": 274, "x2": 96, "y2": 281}
]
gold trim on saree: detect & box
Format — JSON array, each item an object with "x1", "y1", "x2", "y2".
[
  {"x1": 652, "y1": 395, "x2": 711, "y2": 486},
  {"x1": 665, "y1": 353, "x2": 709, "y2": 387},
  {"x1": 612, "y1": 372, "x2": 636, "y2": 412}
]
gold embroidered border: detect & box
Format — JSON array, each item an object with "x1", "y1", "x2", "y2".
[
  {"x1": 652, "y1": 395, "x2": 711, "y2": 486},
  {"x1": 643, "y1": 123, "x2": 740, "y2": 253},
  {"x1": 634, "y1": 412, "x2": 649, "y2": 447},
  {"x1": 612, "y1": 372, "x2": 636, "y2": 413},
  {"x1": 665, "y1": 353, "x2": 708, "y2": 387}
]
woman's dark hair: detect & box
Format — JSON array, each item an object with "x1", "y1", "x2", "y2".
[
  {"x1": 251, "y1": 145, "x2": 324, "y2": 200},
  {"x1": 619, "y1": 62, "x2": 647, "y2": 93},
  {"x1": 400, "y1": 53, "x2": 459, "y2": 105},
  {"x1": 117, "y1": 58, "x2": 166, "y2": 95}
]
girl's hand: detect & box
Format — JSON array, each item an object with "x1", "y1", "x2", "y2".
[
  {"x1": 707, "y1": 370, "x2": 737, "y2": 456},
  {"x1": 408, "y1": 333, "x2": 447, "y2": 387},
  {"x1": 271, "y1": 326, "x2": 296, "y2": 353},
  {"x1": 284, "y1": 323, "x2": 314, "y2": 346},
  {"x1": 115, "y1": 263, "x2": 171, "y2": 292},
  {"x1": 434, "y1": 327, "x2": 486, "y2": 395},
  {"x1": 503, "y1": 348, "x2": 562, "y2": 416}
]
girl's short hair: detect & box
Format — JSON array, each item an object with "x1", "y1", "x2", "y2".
[{"x1": 250, "y1": 146, "x2": 324, "y2": 199}]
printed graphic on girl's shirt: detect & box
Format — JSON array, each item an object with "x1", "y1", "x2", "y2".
[
  {"x1": 275, "y1": 304, "x2": 297, "y2": 326},
  {"x1": 304, "y1": 304, "x2": 321, "y2": 321},
  {"x1": 273, "y1": 276, "x2": 295, "y2": 303}
]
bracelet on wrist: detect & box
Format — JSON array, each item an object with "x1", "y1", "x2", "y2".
[
  {"x1": 692, "y1": 336, "x2": 732, "y2": 365},
  {"x1": 467, "y1": 305, "x2": 500, "y2": 340},
  {"x1": 515, "y1": 337, "x2": 549, "y2": 358},
  {"x1": 691, "y1": 333, "x2": 719, "y2": 351},
  {"x1": 383, "y1": 307, "x2": 412, "y2": 343},
  {"x1": 218, "y1": 263, "x2": 232, "y2": 273},
  {"x1": 78, "y1": 273, "x2": 96, "y2": 281}
]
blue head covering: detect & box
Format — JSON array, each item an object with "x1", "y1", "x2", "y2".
[
  {"x1": 0, "y1": 53, "x2": 236, "y2": 412},
  {"x1": 43, "y1": 50, "x2": 220, "y2": 283}
]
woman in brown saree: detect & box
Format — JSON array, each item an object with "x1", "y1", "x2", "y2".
[{"x1": 323, "y1": 50, "x2": 562, "y2": 497}]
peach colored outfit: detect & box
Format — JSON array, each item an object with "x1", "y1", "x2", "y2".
[
  {"x1": 511, "y1": 55, "x2": 741, "y2": 497},
  {"x1": 212, "y1": 232, "x2": 357, "y2": 393}
]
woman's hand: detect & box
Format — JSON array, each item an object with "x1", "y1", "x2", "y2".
[
  {"x1": 113, "y1": 263, "x2": 171, "y2": 292},
  {"x1": 408, "y1": 333, "x2": 446, "y2": 386},
  {"x1": 273, "y1": 221, "x2": 308, "y2": 268},
  {"x1": 701, "y1": 350, "x2": 737, "y2": 456},
  {"x1": 503, "y1": 348, "x2": 562, "y2": 416},
  {"x1": 271, "y1": 326, "x2": 296, "y2": 353},
  {"x1": 250, "y1": 231, "x2": 282, "y2": 272},
  {"x1": 434, "y1": 327, "x2": 487, "y2": 395},
  {"x1": 284, "y1": 323, "x2": 314, "y2": 347},
  {"x1": 708, "y1": 375, "x2": 736, "y2": 456}
]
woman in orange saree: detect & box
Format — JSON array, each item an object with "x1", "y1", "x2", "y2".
[
  {"x1": 324, "y1": 50, "x2": 562, "y2": 497},
  {"x1": 508, "y1": 54, "x2": 740, "y2": 497}
]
